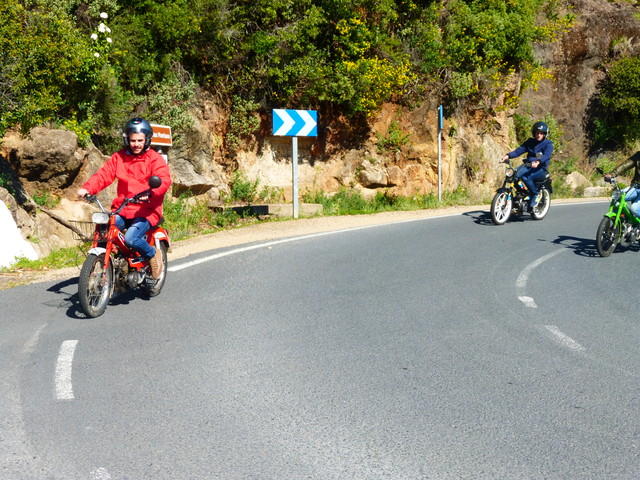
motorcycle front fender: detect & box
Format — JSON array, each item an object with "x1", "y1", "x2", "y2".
[
  {"x1": 87, "y1": 247, "x2": 107, "y2": 256},
  {"x1": 603, "y1": 209, "x2": 622, "y2": 226}
]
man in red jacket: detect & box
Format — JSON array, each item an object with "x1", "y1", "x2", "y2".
[{"x1": 77, "y1": 118, "x2": 171, "y2": 279}]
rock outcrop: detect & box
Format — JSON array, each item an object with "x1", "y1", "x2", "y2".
[{"x1": 520, "y1": 0, "x2": 640, "y2": 159}]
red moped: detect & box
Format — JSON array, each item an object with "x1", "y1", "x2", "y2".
[{"x1": 78, "y1": 176, "x2": 169, "y2": 317}]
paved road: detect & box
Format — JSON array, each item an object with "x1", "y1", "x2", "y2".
[{"x1": 2, "y1": 201, "x2": 639, "y2": 479}]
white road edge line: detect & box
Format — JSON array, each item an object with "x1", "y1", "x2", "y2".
[
  {"x1": 544, "y1": 325, "x2": 585, "y2": 352},
  {"x1": 168, "y1": 213, "x2": 463, "y2": 272},
  {"x1": 55, "y1": 340, "x2": 78, "y2": 400}
]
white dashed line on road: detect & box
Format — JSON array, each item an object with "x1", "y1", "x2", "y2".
[
  {"x1": 518, "y1": 296, "x2": 537, "y2": 308},
  {"x1": 544, "y1": 325, "x2": 585, "y2": 352},
  {"x1": 55, "y1": 340, "x2": 78, "y2": 400},
  {"x1": 516, "y1": 249, "x2": 566, "y2": 308}
]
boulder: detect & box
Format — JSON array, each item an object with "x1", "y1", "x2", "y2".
[
  {"x1": 565, "y1": 171, "x2": 591, "y2": 191},
  {"x1": 357, "y1": 159, "x2": 389, "y2": 188},
  {"x1": 2, "y1": 127, "x2": 82, "y2": 191}
]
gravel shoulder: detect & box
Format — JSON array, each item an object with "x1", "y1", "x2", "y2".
[{"x1": 0, "y1": 198, "x2": 605, "y2": 290}]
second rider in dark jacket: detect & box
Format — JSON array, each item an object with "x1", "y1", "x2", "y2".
[{"x1": 501, "y1": 121, "x2": 553, "y2": 208}]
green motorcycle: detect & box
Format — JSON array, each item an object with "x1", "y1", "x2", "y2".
[{"x1": 596, "y1": 172, "x2": 640, "y2": 257}]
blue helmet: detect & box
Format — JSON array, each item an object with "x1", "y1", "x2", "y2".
[
  {"x1": 122, "y1": 117, "x2": 154, "y2": 151},
  {"x1": 532, "y1": 121, "x2": 549, "y2": 137}
]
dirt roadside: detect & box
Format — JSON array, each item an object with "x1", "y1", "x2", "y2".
[{"x1": 0, "y1": 198, "x2": 605, "y2": 290}]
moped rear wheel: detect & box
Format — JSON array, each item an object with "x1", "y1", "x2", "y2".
[
  {"x1": 491, "y1": 191, "x2": 512, "y2": 225},
  {"x1": 144, "y1": 242, "x2": 168, "y2": 297},
  {"x1": 78, "y1": 253, "x2": 113, "y2": 317},
  {"x1": 596, "y1": 216, "x2": 619, "y2": 257}
]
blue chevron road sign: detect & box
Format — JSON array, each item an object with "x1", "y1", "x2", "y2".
[{"x1": 272, "y1": 109, "x2": 317, "y2": 137}]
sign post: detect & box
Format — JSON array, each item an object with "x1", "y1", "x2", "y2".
[
  {"x1": 272, "y1": 109, "x2": 318, "y2": 218},
  {"x1": 437, "y1": 106, "x2": 443, "y2": 202}
]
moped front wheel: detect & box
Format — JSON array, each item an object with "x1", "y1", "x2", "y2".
[
  {"x1": 596, "y1": 216, "x2": 619, "y2": 257},
  {"x1": 490, "y1": 191, "x2": 512, "y2": 225},
  {"x1": 530, "y1": 188, "x2": 551, "y2": 220},
  {"x1": 78, "y1": 253, "x2": 113, "y2": 317}
]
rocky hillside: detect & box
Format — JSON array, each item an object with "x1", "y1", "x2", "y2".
[
  {"x1": 1, "y1": 0, "x2": 638, "y2": 259},
  {"x1": 521, "y1": 0, "x2": 640, "y2": 159}
]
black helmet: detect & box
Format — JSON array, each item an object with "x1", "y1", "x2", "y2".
[
  {"x1": 531, "y1": 121, "x2": 549, "y2": 137},
  {"x1": 123, "y1": 117, "x2": 154, "y2": 151}
]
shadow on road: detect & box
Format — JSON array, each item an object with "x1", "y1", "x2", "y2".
[
  {"x1": 47, "y1": 277, "x2": 150, "y2": 319},
  {"x1": 549, "y1": 234, "x2": 640, "y2": 257},
  {"x1": 549, "y1": 235, "x2": 601, "y2": 257},
  {"x1": 463, "y1": 210, "x2": 529, "y2": 226},
  {"x1": 45, "y1": 277, "x2": 84, "y2": 318}
]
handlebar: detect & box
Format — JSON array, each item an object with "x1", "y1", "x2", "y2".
[
  {"x1": 83, "y1": 188, "x2": 153, "y2": 215},
  {"x1": 82, "y1": 175, "x2": 161, "y2": 215}
]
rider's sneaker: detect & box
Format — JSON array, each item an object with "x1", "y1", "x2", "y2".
[
  {"x1": 530, "y1": 193, "x2": 541, "y2": 208},
  {"x1": 149, "y1": 246, "x2": 163, "y2": 279}
]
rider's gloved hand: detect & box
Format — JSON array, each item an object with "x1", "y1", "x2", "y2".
[{"x1": 77, "y1": 188, "x2": 89, "y2": 199}]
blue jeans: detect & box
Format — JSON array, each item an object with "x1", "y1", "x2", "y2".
[
  {"x1": 516, "y1": 165, "x2": 547, "y2": 197},
  {"x1": 114, "y1": 216, "x2": 156, "y2": 259},
  {"x1": 622, "y1": 186, "x2": 640, "y2": 218}
]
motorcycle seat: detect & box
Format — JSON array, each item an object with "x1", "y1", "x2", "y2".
[{"x1": 534, "y1": 172, "x2": 551, "y2": 183}]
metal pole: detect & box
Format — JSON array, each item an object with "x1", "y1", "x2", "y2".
[
  {"x1": 438, "y1": 131, "x2": 442, "y2": 202},
  {"x1": 437, "y1": 105, "x2": 443, "y2": 202},
  {"x1": 292, "y1": 136, "x2": 299, "y2": 219}
]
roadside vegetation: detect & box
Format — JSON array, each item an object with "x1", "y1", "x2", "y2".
[
  {"x1": 1, "y1": 0, "x2": 576, "y2": 149},
  {"x1": 0, "y1": 180, "x2": 578, "y2": 274}
]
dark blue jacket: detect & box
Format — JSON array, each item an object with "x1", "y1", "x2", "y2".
[{"x1": 507, "y1": 137, "x2": 553, "y2": 170}]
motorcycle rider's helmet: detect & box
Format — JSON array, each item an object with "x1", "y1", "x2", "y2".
[
  {"x1": 122, "y1": 117, "x2": 154, "y2": 151},
  {"x1": 531, "y1": 121, "x2": 549, "y2": 137}
]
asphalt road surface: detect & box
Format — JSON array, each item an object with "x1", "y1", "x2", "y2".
[{"x1": 2, "y1": 201, "x2": 639, "y2": 479}]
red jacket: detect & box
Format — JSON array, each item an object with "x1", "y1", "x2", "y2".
[{"x1": 82, "y1": 148, "x2": 171, "y2": 226}]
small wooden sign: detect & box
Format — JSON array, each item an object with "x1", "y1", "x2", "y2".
[{"x1": 150, "y1": 124, "x2": 172, "y2": 147}]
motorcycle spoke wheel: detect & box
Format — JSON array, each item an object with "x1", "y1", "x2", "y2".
[
  {"x1": 531, "y1": 188, "x2": 551, "y2": 220},
  {"x1": 596, "y1": 217, "x2": 619, "y2": 257},
  {"x1": 491, "y1": 191, "x2": 512, "y2": 225},
  {"x1": 144, "y1": 242, "x2": 168, "y2": 297},
  {"x1": 78, "y1": 253, "x2": 113, "y2": 318}
]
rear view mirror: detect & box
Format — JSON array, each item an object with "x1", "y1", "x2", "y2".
[{"x1": 148, "y1": 176, "x2": 162, "y2": 189}]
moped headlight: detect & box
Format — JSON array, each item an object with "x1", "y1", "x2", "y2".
[
  {"x1": 612, "y1": 191, "x2": 621, "y2": 202},
  {"x1": 92, "y1": 212, "x2": 109, "y2": 224},
  {"x1": 505, "y1": 168, "x2": 514, "y2": 178}
]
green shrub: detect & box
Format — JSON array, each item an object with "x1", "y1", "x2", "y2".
[
  {"x1": 226, "y1": 96, "x2": 261, "y2": 153},
  {"x1": 163, "y1": 194, "x2": 247, "y2": 241},
  {"x1": 2, "y1": 247, "x2": 85, "y2": 272},
  {"x1": 376, "y1": 121, "x2": 412, "y2": 154},
  {"x1": 0, "y1": 1, "x2": 99, "y2": 136},
  {"x1": 595, "y1": 55, "x2": 640, "y2": 147},
  {"x1": 226, "y1": 172, "x2": 260, "y2": 204},
  {"x1": 32, "y1": 190, "x2": 60, "y2": 209}
]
